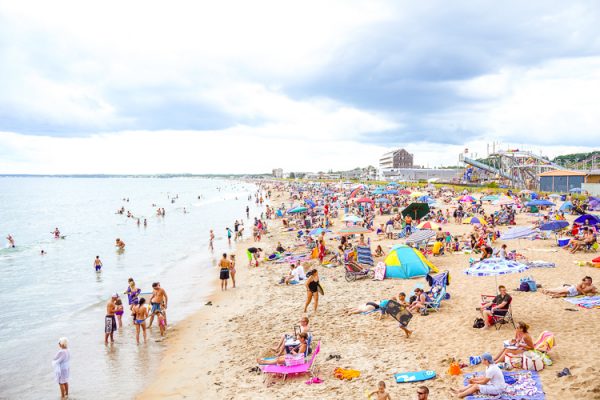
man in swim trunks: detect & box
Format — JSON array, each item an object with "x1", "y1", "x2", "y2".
[
  {"x1": 93, "y1": 256, "x2": 103, "y2": 272},
  {"x1": 542, "y1": 276, "x2": 597, "y2": 298},
  {"x1": 148, "y1": 282, "x2": 168, "y2": 327},
  {"x1": 132, "y1": 297, "x2": 148, "y2": 344},
  {"x1": 246, "y1": 247, "x2": 262, "y2": 267},
  {"x1": 105, "y1": 294, "x2": 118, "y2": 345},
  {"x1": 219, "y1": 253, "x2": 231, "y2": 291},
  {"x1": 115, "y1": 238, "x2": 125, "y2": 250}
]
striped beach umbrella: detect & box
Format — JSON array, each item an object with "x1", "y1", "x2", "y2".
[
  {"x1": 463, "y1": 216, "x2": 487, "y2": 225},
  {"x1": 405, "y1": 229, "x2": 436, "y2": 244},
  {"x1": 465, "y1": 257, "x2": 529, "y2": 289}
]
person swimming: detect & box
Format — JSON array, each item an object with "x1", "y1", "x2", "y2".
[
  {"x1": 52, "y1": 228, "x2": 61, "y2": 239},
  {"x1": 6, "y1": 234, "x2": 15, "y2": 248}
]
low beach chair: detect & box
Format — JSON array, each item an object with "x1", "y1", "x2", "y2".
[
  {"x1": 260, "y1": 341, "x2": 321, "y2": 384},
  {"x1": 424, "y1": 286, "x2": 446, "y2": 312},
  {"x1": 480, "y1": 294, "x2": 515, "y2": 330}
]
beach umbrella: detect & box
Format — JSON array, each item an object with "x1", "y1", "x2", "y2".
[
  {"x1": 308, "y1": 227, "x2": 331, "y2": 236},
  {"x1": 458, "y1": 195, "x2": 475, "y2": 202},
  {"x1": 287, "y1": 206, "x2": 308, "y2": 214},
  {"x1": 355, "y1": 197, "x2": 375, "y2": 204},
  {"x1": 337, "y1": 226, "x2": 372, "y2": 236},
  {"x1": 401, "y1": 203, "x2": 430, "y2": 220},
  {"x1": 463, "y1": 216, "x2": 487, "y2": 225},
  {"x1": 410, "y1": 191, "x2": 425, "y2": 198},
  {"x1": 343, "y1": 215, "x2": 364, "y2": 223},
  {"x1": 539, "y1": 221, "x2": 569, "y2": 231},
  {"x1": 481, "y1": 195, "x2": 499, "y2": 201},
  {"x1": 388, "y1": 182, "x2": 399, "y2": 187},
  {"x1": 525, "y1": 199, "x2": 555, "y2": 207},
  {"x1": 548, "y1": 194, "x2": 561, "y2": 198},
  {"x1": 574, "y1": 214, "x2": 600, "y2": 225},
  {"x1": 384, "y1": 245, "x2": 439, "y2": 278},
  {"x1": 375, "y1": 198, "x2": 391, "y2": 203},
  {"x1": 405, "y1": 229, "x2": 436, "y2": 245},
  {"x1": 399, "y1": 189, "x2": 411, "y2": 195},
  {"x1": 465, "y1": 257, "x2": 530, "y2": 289},
  {"x1": 500, "y1": 226, "x2": 538, "y2": 240},
  {"x1": 495, "y1": 197, "x2": 515, "y2": 206},
  {"x1": 304, "y1": 199, "x2": 316, "y2": 208},
  {"x1": 570, "y1": 188, "x2": 582, "y2": 193},
  {"x1": 372, "y1": 189, "x2": 385, "y2": 195},
  {"x1": 382, "y1": 190, "x2": 398, "y2": 195},
  {"x1": 559, "y1": 201, "x2": 573, "y2": 211},
  {"x1": 416, "y1": 221, "x2": 440, "y2": 230}
]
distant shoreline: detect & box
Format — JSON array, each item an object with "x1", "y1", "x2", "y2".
[{"x1": 0, "y1": 174, "x2": 263, "y2": 178}]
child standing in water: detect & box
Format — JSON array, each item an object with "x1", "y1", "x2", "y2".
[
  {"x1": 157, "y1": 311, "x2": 167, "y2": 336},
  {"x1": 114, "y1": 298, "x2": 124, "y2": 329}
]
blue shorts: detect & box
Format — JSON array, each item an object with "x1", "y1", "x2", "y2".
[
  {"x1": 151, "y1": 302, "x2": 162, "y2": 314},
  {"x1": 95, "y1": 266, "x2": 101, "y2": 271}
]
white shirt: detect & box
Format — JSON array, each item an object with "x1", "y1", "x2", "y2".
[
  {"x1": 485, "y1": 364, "x2": 506, "y2": 390},
  {"x1": 294, "y1": 265, "x2": 306, "y2": 280}
]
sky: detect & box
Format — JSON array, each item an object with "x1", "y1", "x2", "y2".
[{"x1": 0, "y1": 0, "x2": 599, "y2": 174}]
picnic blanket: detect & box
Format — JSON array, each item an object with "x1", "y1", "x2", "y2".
[
  {"x1": 564, "y1": 295, "x2": 600, "y2": 309},
  {"x1": 463, "y1": 370, "x2": 544, "y2": 400}
]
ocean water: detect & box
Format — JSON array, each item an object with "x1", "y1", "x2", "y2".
[{"x1": 0, "y1": 177, "x2": 258, "y2": 400}]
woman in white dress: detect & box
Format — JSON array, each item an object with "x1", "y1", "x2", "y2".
[{"x1": 52, "y1": 337, "x2": 70, "y2": 399}]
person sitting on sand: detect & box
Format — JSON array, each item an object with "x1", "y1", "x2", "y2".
[
  {"x1": 258, "y1": 332, "x2": 308, "y2": 365},
  {"x1": 493, "y1": 321, "x2": 534, "y2": 363},
  {"x1": 407, "y1": 288, "x2": 427, "y2": 313},
  {"x1": 271, "y1": 317, "x2": 310, "y2": 355},
  {"x1": 480, "y1": 285, "x2": 511, "y2": 329},
  {"x1": 542, "y1": 276, "x2": 597, "y2": 298},
  {"x1": 374, "y1": 245, "x2": 385, "y2": 257},
  {"x1": 451, "y1": 352, "x2": 506, "y2": 398},
  {"x1": 368, "y1": 381, "x2": 391, "y2": 400}
]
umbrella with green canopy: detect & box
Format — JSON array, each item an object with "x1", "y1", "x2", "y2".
[{"x1": 401, "y1": 202, "x2": 430, "y2": 220}]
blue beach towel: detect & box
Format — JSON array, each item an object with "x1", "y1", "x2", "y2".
[
  {"x1": 356, "y1": 245, "x2": 374, "y2": 266},
  {"x1": 564, "y1": 296, "x2": 600, "y2": 309}
]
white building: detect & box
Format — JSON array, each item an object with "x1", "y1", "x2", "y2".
[{"x1": 272, "y1": 168, "x2": 283, "y2": 178}]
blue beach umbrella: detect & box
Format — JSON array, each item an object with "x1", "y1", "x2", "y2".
[
  {"x1": 525, "y1": 199, "x2": 555, "y2": 207},
  {"x1": 465, "y1": 257, "x2": 530, "y2": 289},
  {"x1": 287, "y1": 206, "x2": 308, "y2": 214},
  {"x1": 570, "y1": 188, "x2": 582, "y2": 193},
  {"x1": 383, "y1": 190, "x2": 399, "y2": 195},
  {"x1": 375, "y1": 198, "x2": 391, "y2": 203},
  {"x1": 559, "y1": 201, "x2": 573, "y2": 211},
  {"x1": 304, "y1": 199, "x2": 316, "y2": 208},
  {"x1": 539, "y1": 220, "x2": 569, "y2": 231},
  {"x1": 308, "y1": 227, "x2": 331, "y2": 236},
  {"x1": 574, "y1": 214, "x2": 600, "y2": 225}
]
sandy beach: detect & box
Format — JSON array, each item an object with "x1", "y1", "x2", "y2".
[{"x1": 140, "y1": 187, "x2": 600, "y2": 400}]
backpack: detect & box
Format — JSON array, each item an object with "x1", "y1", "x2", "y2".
[
  {"x1": 473, "y1": 318, "x2": 485, "y2": 329},
  {"x1": 520, "y1": 276, "x2": 537, "y2": 292},
  {"x1": 519, "y1": 281, "x2": 531, "y2": 292}
]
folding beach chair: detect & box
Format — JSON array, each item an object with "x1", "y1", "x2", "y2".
[
  {"x1": 480, "y1": 294, "x2": 515, "y2": 330},
  {"x1": 260, "y1": 341, "x2": 321, "y2": 384},
  {"x1": 423, "y1": 286, "x2": 446, "y2": 312}
]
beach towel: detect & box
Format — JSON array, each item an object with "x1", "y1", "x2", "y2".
[
  {"x1": 463, "y1": 370, "x2": 544, "y2": 400},
  {"x1": 373, "y1": 262, "x2": 386, "y2": 281},
  {"x1": 564, "y1": 296, "x2": 600, "y2": 309},
  {"x1": 356, "y1": 245, "x2": 374, "y2": 266},
  {"x1": 333, "y1": 367, "x2": 360, "y2": 380}
]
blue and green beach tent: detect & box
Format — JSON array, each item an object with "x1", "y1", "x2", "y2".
[{"x1": 384, "y1": 245, "x2": 439, "y2": 279}]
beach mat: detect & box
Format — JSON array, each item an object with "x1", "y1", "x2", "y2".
[
  {"x1": 564, "y1": 295, "x2": 600, "y2": 309},
  {"x1": 463, "y1": 370, "x2": 544, "y2": 400}
]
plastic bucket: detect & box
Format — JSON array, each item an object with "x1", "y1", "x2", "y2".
[{"x1": 558, "y1": 238, "x2": 570, "y2": 247}]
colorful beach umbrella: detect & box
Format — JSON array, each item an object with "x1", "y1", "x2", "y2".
[
  {"x1": 287, "y1": 206, "x2": 308, "y2": 214},
  {"x1": 539, "y1": 221, "x2": 569, "y2": 231},
  {"x1": 308, "y1": 227, "x2": 331, "y2": 236},
  {"x1": 463, "y1": 216, "x2": 487, "y2": 225},
  {"x1": 416, "y1": 221, "x2": 440, "y2": 230},
  {"x1": 337, "y1": 226, "x2": 372, "y2": 236},
  {"x1": 384, "y1": 245, "x2": 439, "y2": 279},
  {"x1": 465, "y1": 257, "x2": 529, "y2": 289},
  {"x1": 355, "y1": 197, "x2": 375, "y2": 204},
  {"x1": 481, "y1": 195, "x2": 499, "y2": 201},
  {"x1": 399, "y1": 189, "x2": 411, "y2": 195},
  {"x1": 405, "y1": 229, "x2": 436, "y2": 244},
  {"x1": 459, "y1": 195, "x2": 476, "y2": 202},
  {"x1": 343, "y1": 215, "x2": 364, "y2": 223},
  {"x1": 574, "y1": 214, "x2": 600, "y2": 225}
]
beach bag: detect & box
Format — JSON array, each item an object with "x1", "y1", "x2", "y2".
[
  {"x1": 505, "y1": 353, "x2": 522, "y2": 369},
  {"x1": 522, "y1": 351, "x2": 544, "y2": 371},
  {"x1": 519, "y1": 276, "x2": 536, "y2": 292},
  {"x1": 473, "y1": 318, "x2": 485, "y2": 329},
  {"x1": 519, "y1": 281, "x2": 530, "y2": 292}
]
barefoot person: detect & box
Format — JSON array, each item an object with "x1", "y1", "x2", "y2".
[
  {"x1": 115, "y1": 238, "x2": 125, "y2": 250},
  {"x1": 493, "y1": 321, "x2": 534, "y2": 363},
  {"x1": 542, "y1": 276, "x2": 597, "y2": 298},
  {"x1": 304, "y1": 269, "x2": 320, "y2": 314},
  {"x1": 105, "y1": 294, "x2": 118, "y2": 345},
  {"x1": 368, "y1": 381, "x2": 391, "y2": 400},
  {"x1": 132, "y1": 298, "x2": 148, "y2": 344},
  {"x1": 52, "y1": 337, "x2": 70, "y2": 399},
  {"x1": 209, "y1": 230, "x2": 215, "y2": 251},
  {"x1": 451, "y1": 353, "x2": 506, "y2": 398},
  {"x1": 257, "y1": 332, "x2": 308, "y2": 365},
  {"x1": 148, "y1": 282, "x2": 168, "y2": 327},
  {"x1": 6, "y1": 234, "x2": 15, "y2": 248},
  {"x1": 219, "y1": 253, "x2": 231, "y2": 291},
  {"x1": 229, "y1": 254, "x2": 237, "y2": 288}
]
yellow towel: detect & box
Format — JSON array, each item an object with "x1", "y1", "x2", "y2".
[{"x1": 333, "y1": 367, "x2": 361, "y2": 380}]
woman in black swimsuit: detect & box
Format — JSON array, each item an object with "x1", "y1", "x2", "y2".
[{"x1": 304, "y1": 269, "x2": 320, "y2": 313}]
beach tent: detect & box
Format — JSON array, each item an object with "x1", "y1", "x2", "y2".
[
  {"x1": 384, "y1": 245, "x2": 439, "y2": 279},
  {"x1": 525, "y1": 199, "x2": 555, "y2": 207}
]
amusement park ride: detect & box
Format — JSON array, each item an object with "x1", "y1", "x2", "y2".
[{"x1": 460, "y1": 149, "x2": 564, "y2": 190}]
